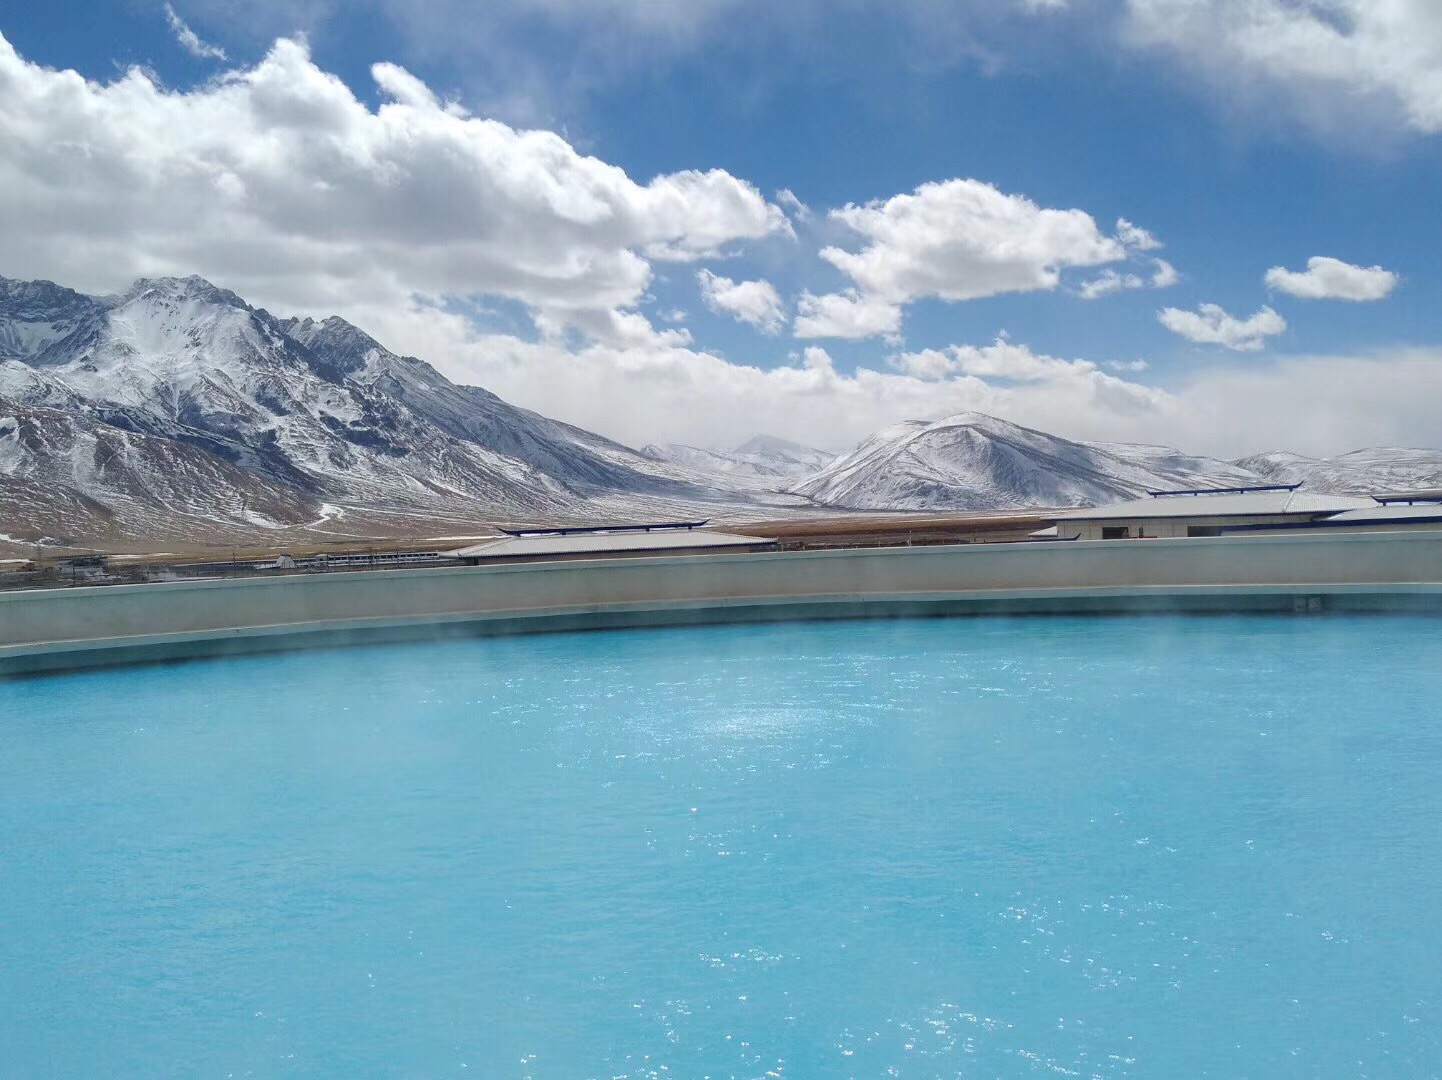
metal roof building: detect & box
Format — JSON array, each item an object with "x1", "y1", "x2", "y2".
[
  {"x1": 1056, "y1": 485, "x2": 1375, "y2": 541},
  {"x1": 446, "y1": 521, "x2": 777, "y2": 564},
  {"x1": 1217, "y1": 499, "x2": 1442, "y2": 536}
]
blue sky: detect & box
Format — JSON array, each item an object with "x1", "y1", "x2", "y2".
[{"x1": 2, "y1": 1, "x2": 1440, "y2": 456}]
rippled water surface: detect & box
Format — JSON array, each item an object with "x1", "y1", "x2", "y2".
[{"x1": 4, "y1": 615, "x2": 1442, "y2": 1078}]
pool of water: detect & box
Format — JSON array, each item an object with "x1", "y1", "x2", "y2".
[{"x1": 3, "y1": 615, "x2": 1441, "y2": 1077}]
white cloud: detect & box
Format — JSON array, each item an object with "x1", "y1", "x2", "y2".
[
  {"x1": 1160, "y1": 348, "x2": 1442, "y2": 457},
  {"x1": 301, "y1": 292, "x2": 1442, "y2": 464},
  {"x1": 1116, "y1": 217, "x2": 1161, "y2": 251},
  {"x1": 398, "y1": 297, "x2": 1442, "y2": 460},
  {"x1": 819, "y1": 179, "x2": 1128, "y2": 310},
  {"x1": 889, "y1": 339, "x2": 1160, "y2": 408},
  {"x1": 1077, "y1": 256, "x2": 1177, "y2": 299},
  {"x1": 776, "y1": 187, "x2": 812, "y2": 221},
  {"x1": 696, "y1": 269, "x2": 786, "y2": 333},
  {"x1": 801, "y1": 345, "x2": 835, "y2": 372},
  {"x1": 794, "y1": 289, "x2": 903, "y2": 339},
  {"x1": 792, "y1": 178, "x2": 1153, "y2": 336},
  {"x1": 1264, "y1": 256, "x2": 1398, "y2": 301},
  {"x1": 0, "y1": 32, "x2": 786, "y2": 340},
  {"x1": 1158, "y1": 303, "x2": 1287, "y2": 351},
  {"x1": 1077, "y1": 269, "x2": 1145, "y2": 299},
  {"x1": 7, "y1": 23, "x2": 1433, "y2": 465},
  {"x1": 164, "y1": 3, "x2": 228, "y2": 61},
  {"x1": 384, "y1": 301, "x2": 1176, "y2": 454},
  {"x1": 533, "y1": 306, "x2": 692, "y2": 349},
  {"x1": 1125, "y1": 0, "x2": 1442, "y2": 134}
]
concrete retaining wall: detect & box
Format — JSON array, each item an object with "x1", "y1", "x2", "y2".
[{"x1": 4, "y1": 530, "x2": 1442, "y2": 675}]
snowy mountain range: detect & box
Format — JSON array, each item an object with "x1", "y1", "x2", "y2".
[
  {"x1": 2, "y1": 272, "x2": 1439, "y2": 550},
  {"x1": 0, "y1": 274, "x2": 808, "y2": 546}
]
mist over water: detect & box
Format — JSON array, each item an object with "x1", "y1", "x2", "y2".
[{"x1": 3, "y1": 616, "x2": 1440, "y2": 1077}]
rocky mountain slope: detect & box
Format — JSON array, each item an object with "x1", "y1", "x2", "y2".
[
  {"x1": 1236, "y1": 449, "x2": 1442, "y2": 495},
  {"x1": 0, "y1": 274, "x2": 763, "y2": 545},
  {"x1": 787, "y1": 413, "x2": 1268, "y2": 511}
]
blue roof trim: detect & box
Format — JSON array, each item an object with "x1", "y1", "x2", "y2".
[
  {"x1": 1218, "y1": 514, "x2": 1442, "y2": 534},
  {"x1": 1147, "y1": 483, "x2": 1301, "y2": 498},
  {"x1": 500, "y1": 520, "x2": 710, "y2": 537}
]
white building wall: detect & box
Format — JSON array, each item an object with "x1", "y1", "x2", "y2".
[{"x1": 1068, "y1": 514, "x2": 1313, "y2": 541}]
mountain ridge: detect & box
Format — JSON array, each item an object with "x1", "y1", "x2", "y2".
[
  {"x1": 2, "y1": 271, "x2": 1439, "y2": 550},
  {"x1": 787, "y1": 412, "x2": 1267, "y2": 511},
  {"x1": 0, "y1": 272, "x2": 755, "y2": 545}
]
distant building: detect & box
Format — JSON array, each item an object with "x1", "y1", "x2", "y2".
[
  {"x1": 1055, "y1": 485, "x2": 1375, "y2": 541},
  {"x1": 446, "y1": 521, "x2": 778, "y2": 564},
  {"x1": 1214, "y1": 490, "x2": 1442, "y2": 537}
]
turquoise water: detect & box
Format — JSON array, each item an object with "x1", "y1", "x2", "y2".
[{"x1": 2, "y1": 616, "x2": 1441, "y2": 1078}]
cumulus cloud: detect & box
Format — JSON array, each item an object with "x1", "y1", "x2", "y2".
[
  {"x1": 696, "y1": 269, "x2": 786, "y2": 333},
  {"x1": 402, "y1": 295, "x2": 1442, "y2": 461},
  {"x1": 1158, "y1": 303, "x2": 1287, "y2": 351},
  {"x1": 1077, "y1": 257, "x2": 1177, "y2": 299},
  {"x1": 801, "y1": 345, "x2": 835, "y2": 372},
  {"x1": 1125, "y1": 0, "x2": 1442, "y2": 134},
  {"x1": 791, "y1": 178, "x2": 1153, "y2": 335},
  {"x1": 1077, "y1": 269, "x2": 1144, "y2": 299},
  {"x1": 1264, "y1": 256, "x2": 1398, "y2": 301},
  {"x1": 4, "y1": 26, "x2": 1429, "y2": 464},
  {"x1": 1116, "y1": 217, "x2": 1162, "y2": 251},
  {"x1": 164, "y1": 3, "x2": 228, "y2": 61},
  {"x1": 820, "y1": 179, "x2": 1127, "y2": 306},
  {"x1": 382, "y1": 300, "x2": 1177, "y2": 455},
  {"x1": 794, "y1": 289, "x2": 903, "y2": 339},
  {"x1": 889, "y1": 339, "x2": 1165, "y2": 414},
  {"x1": 0, "y1": 31, "x2": 786, "y2": 338}
]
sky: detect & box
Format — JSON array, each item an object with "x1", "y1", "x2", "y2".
[{"x1": 2, "y1": 0, "x2": 1441, "y2": 458}]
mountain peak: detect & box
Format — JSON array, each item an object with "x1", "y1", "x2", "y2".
[
  {"x1": 791, "y1": 411, "x2": 1265, "y2": 511},
  {"x1": 123, "y1": 274, "x2": 250, "y2": 310},
  {"x1": 929, "y1": 411, "x2": 1029, "y2": 434}
]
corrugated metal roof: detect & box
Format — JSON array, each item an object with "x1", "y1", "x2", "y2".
[
  {"x1": 447, "y1": 528, "x2": 773, "y2": 560},
  {"x1": 1321, "y1": 505, "x2": 1442, "y2": 523},
  {"x1": 1060, "y1": 490, "x2": 1373, "y2": 520}
]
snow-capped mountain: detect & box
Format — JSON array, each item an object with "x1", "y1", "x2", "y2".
[
  {"x1": 0, "y1": 273, "x2": 745, "y2": 544},
  {"x1": 5, "y1": 271, "x2": 1440, "y2": 549},
  {"x1": 788, "y1": 413, "x2": 1267, "y2": 511},
  {"x1": 642, "y1": 435, "x2": 835, "y2": 486},
  {"x1": 1236, "y1": 449, "x2": 1442, "y2": 495}
]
